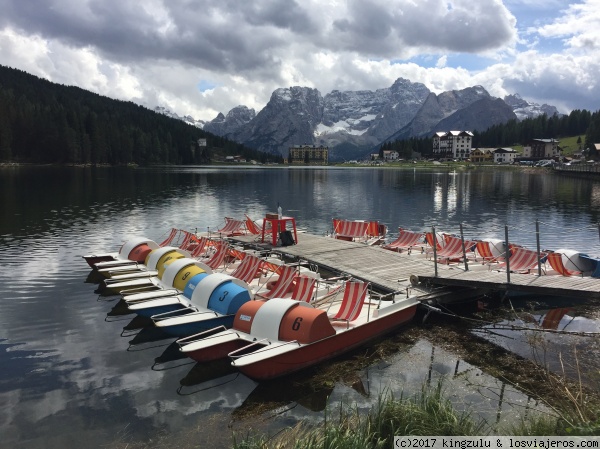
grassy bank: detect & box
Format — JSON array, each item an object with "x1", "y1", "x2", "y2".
[{"x1": 233, "y1": 380, "x2": 600, "y2": 449}]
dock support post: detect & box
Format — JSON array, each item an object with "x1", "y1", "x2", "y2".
[
  {"x1": 504, "y1": 225, "x2": 511, "y2": 283},
  {"x1": 536, "y1": 219, "x2": 542, "y2": 276},
  {"x1": 432, "y1": 226, "x2": 438, "y2": 277},
  {"x1": 460, "y1": 222, "x2": 468, "y2": 271}
]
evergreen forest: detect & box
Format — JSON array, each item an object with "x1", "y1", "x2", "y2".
[
  {"x1": 0, "y1": 65, "x2": 281, "y2": 165},
  {"x1": 474, "y1": 109, "x2": 598, "y2": 153},
  {"x1": 381, "y1": 108, "x2": 600, "y2": 159}
]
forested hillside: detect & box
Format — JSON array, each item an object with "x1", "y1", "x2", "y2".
[
  {"x1": 473, "y1": 109, "x2": 597, "y2": 151},
  {"x1": 380, "y1": 108, "x2": 600, "y2": 158},
  {"x1": 0, "y1": 65, "x2": 278, "y2": 165}
]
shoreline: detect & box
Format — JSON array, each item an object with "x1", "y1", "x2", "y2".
[{"x1": 0, "y1": 161, "x2": 546, "y2": 171}]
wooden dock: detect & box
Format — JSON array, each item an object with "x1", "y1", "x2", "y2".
[{"x1": 232, "y1": 232, "x2": 600, "y2": 301}]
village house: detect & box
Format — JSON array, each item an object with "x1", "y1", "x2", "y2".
[
  {"x1": 522, "y1": 138, "x2": 560, "y2": 160},
  {"x1": 382, "y1": 150, "x2": 399, "y2": 161},
  {"x1": 288, "y1": 144, "x2": 329, "y2": 165},
  {"x1": 369, "y1": 153, "x2": 384, "y2": 164},
  {"x1": 493, "y1": 148, "x2": 518, "y2": 164},
  {"x1": 469, "y1": 148, "x2": 495, "y2": 163},
  {"x1": 432, "y1": 131, "x2": 474, "y2": 160}
]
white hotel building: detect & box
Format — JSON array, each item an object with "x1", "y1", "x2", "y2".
[{"x1": 432, "y1": 131, "x2": 474, "y2": 160}]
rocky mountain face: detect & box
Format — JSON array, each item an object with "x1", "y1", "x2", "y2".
[
  {"x1": 313, "y1": 78, "x2": 431, "y2": 152},
  {"x1": 504, "y1": 94, "x2": 561, "y2": 121},
  {"x1": 203, "y1": 105, "x2": 256, "y2": 136},
  {"x1": 388, "y1": 87, "x2": 517, "y2": 142},
  {"x1": 435, "y1": 97, "x2": 517, "y2": 134},
  {"x1": 187, "y1": 80, "x2": 561, "y2": 161},
  {"x1": 230, "y1": 87, "x2": 324, "y2": 156},
  {"x1": 212, "y1": 78, "x2": 435, "y2": 159},
  {"x1": 362, "y1": 78, "x2": 431, "y2": 141}
]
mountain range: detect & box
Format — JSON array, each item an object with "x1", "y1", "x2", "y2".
[{"x1": 156, "y1": 79, "x2": 561, "y2": 162}]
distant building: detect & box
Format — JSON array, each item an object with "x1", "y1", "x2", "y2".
[
  {"x1": 433, "y1": 131, "x2": 474, "y2": 160},
  {"x1": 224, "y1": 155, "x2": 246, "y2": 163},
  {"x1": 493, "y1": 148, "x2": 518, "y2": 164},
  {"x1": 522, "y1": 138, "x2": 560, "y2": 159},
  {"x1": 382, "y1": 150, "x2": 399, "y2": 161},
  {"x1": 469, "y1": 148, "x2": 494, "y2": 163},
  {"x1": 288, "y1": 144, "x2": 328, "y2": 164}
]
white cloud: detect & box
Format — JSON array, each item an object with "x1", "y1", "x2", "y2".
[
  {"x1": 0, "y1": 28, "x2": 143, "y2": 100},
  {"x1": 474, "y1": 50, "x2": 600, "y2": 111},
  {"x1": 0, "y1": 0, "x2": 598, "y2": 122},
  {"x1": 534, "y1": 0, "x2": 600, "y2": 52}
]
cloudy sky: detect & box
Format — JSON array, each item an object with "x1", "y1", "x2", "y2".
[{"x1": 0, "y1": 0, "x2": 598, "y2": 122}]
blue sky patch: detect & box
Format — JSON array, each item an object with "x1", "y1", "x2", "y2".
[{"x1": 197, "y1": 80, "x2": 216, "y2": 92}]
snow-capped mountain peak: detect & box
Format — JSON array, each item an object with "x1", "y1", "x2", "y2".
[
  {"x1": 503, "y1": 94, "x2": 561, "y2": 120},
  {"x1": 153, "y1": 106, "x2": 206, "y2": 129}
]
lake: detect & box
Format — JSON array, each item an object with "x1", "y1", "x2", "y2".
[{"x1": 1, "y1": 165, "x2": 599, "y2": 448}]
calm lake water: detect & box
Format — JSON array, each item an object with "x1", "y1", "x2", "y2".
[{"x1": 1, "y1": 165, "x2": 600, "y2": 448}]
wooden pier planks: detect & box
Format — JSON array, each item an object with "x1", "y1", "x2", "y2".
[
  {"x1": 232, "y1": 233, "x2": 600, "y2": 299},
  {"x1": 413, "y1": 263, "x2": 600, "y2": 298}
]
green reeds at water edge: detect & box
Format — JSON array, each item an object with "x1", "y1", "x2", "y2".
[
  {"x1": 233, "y1": 380, "x2": 600, "y2": 449},
  {"x1": 232, "y1": 383, "x2": 485, "y2": 449}
]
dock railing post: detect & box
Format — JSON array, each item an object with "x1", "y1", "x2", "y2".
[
  {"x1": 460, "y1": 222, "x2": 468, "y2": 271},
  {"x1": 432, "y1": 226, "x2": 438, "y2": 277},
  {"x1": 536, "y1": 219, "x2": 542, "y2": 276},
  {"x1": 504, "y1": 225, "x2": 511, "y2": 284}
]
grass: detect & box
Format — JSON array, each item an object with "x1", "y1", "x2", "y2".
[
  {"x1": 557, "y1": 135, "x2": 585, "y2": 157},
  {"x1": 232, "y1": 382, "x2": 489, "y2": 449},
  {"x1": 519, "y1": 333, "x2": 600, "y2": 436},
  {"x1": 233, "y1": 370, "x2": 600, "y2": 449}
]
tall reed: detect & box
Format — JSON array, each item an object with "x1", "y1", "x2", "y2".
[{"x1": 232, "y1": 381, "x2": 487, "y2": 449}]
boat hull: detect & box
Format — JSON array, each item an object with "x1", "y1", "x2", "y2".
[
  {"x1": 83, "y1": 254, "x2": 116, "y2": 268},
  {"x1": 156, "y1": 315, "x2": 235, "y2": 338},
  {"x1": 188, "y1": 339, "x2": 249, "y2": 363},
  {"x1": 234, "y1": 304, "x2": 417, "y2": 381},
  {"x1": 133, "y1": 304, "x2": 185, "y2": 319},
  {"x1": 97, "y1": 273, "x2": 159, "y2": 295}
]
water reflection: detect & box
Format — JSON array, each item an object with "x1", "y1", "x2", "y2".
[
  {"x1": 153, "y1": 341, "x2": 189, "y2": 367},
  {"x1": 2, "y1": 166, "x2": 600, "y2": 448},
  {"x1": 127, "y1": 326, "x2": 173, "y2": 348},
  {"x1": 105, "y1": 298, "x2": 133, "y2": 318},
  {"x1": 3, "y1": 166, "x2": 600, "y2": 252},
  {"x1": 220, "y1": 337, "x2": 549, "y2": 434},
  {"x1": 476, "y1": 305, "x2": 600, "y2": 386},
  {"x1": 177, "y1": 359, "x2": 240, "y2": 394},
  {"x1": 232, "y1": 376, "x2": 335, "y2": 420}
]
